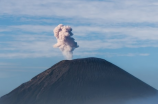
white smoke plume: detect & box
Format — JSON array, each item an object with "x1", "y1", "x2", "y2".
[{"x1": 53, "y1": 24, "x2": 79, "y2": 60}]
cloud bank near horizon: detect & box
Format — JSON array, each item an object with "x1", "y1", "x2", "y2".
[{"x1": 126, "y1": 94, "x2": 158, "y2": 104}]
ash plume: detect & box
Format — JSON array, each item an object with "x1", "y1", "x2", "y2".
[{"x1": 53, "y1": 24, "x2": 79, "y2": 60}]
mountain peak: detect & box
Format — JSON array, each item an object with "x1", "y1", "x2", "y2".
[{"x1": 0, "y1": 57, "x2": 157, "y2": 104}]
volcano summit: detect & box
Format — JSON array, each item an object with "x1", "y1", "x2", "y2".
[{"x1": 0, "y1": 57, "x2": 157, "y2": 104}]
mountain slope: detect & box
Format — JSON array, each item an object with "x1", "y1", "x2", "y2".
[{"x1": 0, "y1": 57, "x2": 157, "y2": 104}]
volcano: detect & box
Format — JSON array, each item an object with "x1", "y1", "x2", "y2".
[{"x1": 0, "y1": 57, "x2": 157, "y2": 104}]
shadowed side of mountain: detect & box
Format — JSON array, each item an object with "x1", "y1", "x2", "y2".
[{"x1": 0, "y1": 57, "x2": 157, "y2": 104}]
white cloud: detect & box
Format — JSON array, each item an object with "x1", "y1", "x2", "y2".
[
  {"x1": 0, "y1": 32, "x2": 150, "y2": 58},
  {"x1": 2, "y1": 24, "x2": 158, "y2": 41},
  {"x1": 116, "y1": 53, "x2": 150, "y2": 57},
  {"x1": 74, "y1": 26, "x2": 158, "y2": 40},
  {"x1": 0, "y1": 34, "x2": 61, "y2": 58},
  {"x1": 10, "y1": 25, "x2": 54, "y2": 33},
  {"x1": 0, "y1": 29, "x2": 8, "y2": 32},
  {"x1": 2, "y1": 25, "x2": 158, "y2": 43},
  {"x1": 1, "y1": 0, "x2": 158, "y2": 23},
  {"x1": 0, "y1": 52, "x2": 59, "y2": 58},
  {"x1": 0, "y1": 24, "x2": 157, "y2": 58},
  {"x1": 74, "y1": 51, "x2": 150, "y2": 57},
  {"x1": 0, "y1": 62, "x2": 14, "y2": 65},
  {"x1": 139, "y1": 53, "x2": 150, "y2": 56},
  {"x1": 7, "y1": 24, "x2": 158, "y2": 41}
]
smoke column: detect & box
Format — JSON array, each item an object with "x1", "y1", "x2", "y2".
[{"x1": 53, "y1": 24, "x2": 79, "y2": 60}]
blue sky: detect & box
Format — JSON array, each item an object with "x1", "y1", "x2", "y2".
[{"x1": 0, "y1": 0, "x2": 158, "y2": 97}]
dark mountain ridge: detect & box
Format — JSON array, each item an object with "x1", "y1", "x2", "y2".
[{"x1": 0, "y1": 57, "x2": 157, "y2": 104}]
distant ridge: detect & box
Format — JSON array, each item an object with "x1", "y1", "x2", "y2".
[{"x1": 0, "y1": 57, "x2": 157, "y2": 104}]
